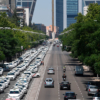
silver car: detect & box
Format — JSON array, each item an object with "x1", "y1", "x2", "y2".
[
  {"x1": 47, "y1": 68, "x2": 55, "y2": 74},
  {"x1": 88, "y1": 85, "x2": 99, "y2": 96},
  {"x1": 44, "y1": 78, "x2": 54, "y2": 88}
]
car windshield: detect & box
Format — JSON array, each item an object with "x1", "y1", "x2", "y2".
[
  {"x1": 7, "y1": 73, "x2": 14, "y2": 75},
  {"x1": 66, "y1": 93, "x2": 75, "y2": 96},
  {"x1": 10, "y1": 91, "x2": 19, "y2": 94}
]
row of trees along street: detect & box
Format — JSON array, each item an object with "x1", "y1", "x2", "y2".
[
  {"x1": 0, "y1": 12, "x2": 47, "y2": 62},
  {"x1": 59, "y1": 3, "x2": 100, "y2": 76}
]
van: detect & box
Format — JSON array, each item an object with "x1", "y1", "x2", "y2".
[{"x1": 74, "y1": 66, "x2": 84, "y2": 75}]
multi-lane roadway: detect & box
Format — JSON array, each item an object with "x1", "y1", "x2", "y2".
[
  {"x1": 0, "y1": 44, "x2": 94, "y2": 100},
  {"x1": 38, "y1": 44, "x2": 93, "y2": 100}
]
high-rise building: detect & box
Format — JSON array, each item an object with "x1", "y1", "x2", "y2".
[
  {"x1": 16, "y1": 0, "x2": 37, "y2": 23},
  {"x1": 56, "y1": 0, "x2": 100, "y2": 34},
  {"x1": 35, "y1": 24, "x2": 46, "y2": 33},
  {"x1": 0, "y1": 0, "x2": 16, "y2": 11},
  {"x1": 56, "y1": 0, "x2": 83, "y2": 33}
]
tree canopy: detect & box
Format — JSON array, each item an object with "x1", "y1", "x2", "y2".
[{"x1": 59, "y1": 3, "x2": 100, "y2": 75}]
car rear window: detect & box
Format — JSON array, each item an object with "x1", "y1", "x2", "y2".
[
  {"x1": 10, "y1": 91, "x2": 19, "y2": 94},
  {"x1": 46, "y1": 80, "x2": 52, "y2": 82},
  {"x1": 90, "y1": 86, "x2": 98, "y2": 89},
  {"x1": 66, "y1": 93, "x2": 75, "y2": 96}
]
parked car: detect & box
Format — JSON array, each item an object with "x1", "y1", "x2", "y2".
[
  {"x1": 0, "y1": 67, "x2": 3, "y2": 75},
  {"x1": 60, "y1": 81, "x2": 71, "y2": 90},
  {"x1": 88, "y1": 85, "x2": 99, "y2": 96},
  {"x1": 0, "y1": 63, "x2": 10, "y2": 71},
  {"x1": 63, "y1": 92, "x2": 77, "y2": 100},
  {"x1": 44, "y1": 78, "x2": 54, "y2": 88}
]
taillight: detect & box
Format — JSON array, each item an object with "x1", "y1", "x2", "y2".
[
  {"x1": 97, "y1": 89, "x2": 99, "y2": 91},
  {"x1": 45, "y1": 82, "x2": 46, "y2": 84},
  {"x1": 89, "y1": 89, "x2": 90, "y2": 91},
  {"x1": 65, "y1": 96, "x2": 67, "y2": 97},
  {"x1": 73, "y1": 95, "x2": 76, "y2": 97}
]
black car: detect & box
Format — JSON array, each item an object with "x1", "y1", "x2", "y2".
[
  {"x1": 60, "y1": 81, "x2": 71, "y2": 90},
  {"x1": 63, "y1": 92, "x2": 77, "y2": 100}
]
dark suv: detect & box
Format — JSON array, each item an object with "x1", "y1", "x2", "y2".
[
  {"x1": 63, "y1": 92, "x2": 77, "y2": 100},
  {"x1": 60, "y1": 81, "x2": 71, "y2": 90}
]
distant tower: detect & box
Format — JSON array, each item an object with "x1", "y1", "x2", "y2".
[
  {"x1": 16, "y1": 0, "x2": 37, "y2": 24},
  {"x1": 52, "y1": 0, "x2": 54, "y2": 32}
]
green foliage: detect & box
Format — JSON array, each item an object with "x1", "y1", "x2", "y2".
[
  {"x1": 59, "y1": 3, "x2": 100, "y2": 75},
  {"x1": 0, "y1": 12, "x2": 46, "y2": 61}
]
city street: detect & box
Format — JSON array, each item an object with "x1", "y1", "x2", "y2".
[{"x1": 37, "y1": 45, "x2": 93, "y2": 100}]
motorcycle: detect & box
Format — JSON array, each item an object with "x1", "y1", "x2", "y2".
[{"x1": 63, "y1": 69, "x2": 66, "y2": 72}]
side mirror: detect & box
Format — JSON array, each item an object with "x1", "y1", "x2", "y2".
[
  {"x1": 74, "y1": 69, "x2": 75, "y2": 70},
  {"x1": 63, "y1": 94, "x2": 64, "y2": 95},
  {"x1": 76, "y1": 94, "x2": 77, "y2": 95}
]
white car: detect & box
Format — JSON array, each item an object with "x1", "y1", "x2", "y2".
[
  {"x1": 32, "y1": 72, "x2": 40, "y2": 78},
  {"x1": 0, "y1": 80, "x2": 6, "y2": 88},
  {"x1": 8, "y1": 62, "x2": 16, "y2": 69},
  {"x1": 0, "y1": 67, "x2": 3, "y2": 75},
  {"x1": 7, "y1": 72, "x2": 16, "y2": 80},
  {"x1": 0, "y1": 83, "x2": 5, "y2": 92},
  {"x1": 8, "y1": 89, "x2": 22, "y2": 100}
]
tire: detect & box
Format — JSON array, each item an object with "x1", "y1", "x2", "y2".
[
  {"x1": 88, "y1": 93, "x2": 90, "y2": 96},
  {"x1": 60, "y1": 87, "x2": 62, "y2": 90}
]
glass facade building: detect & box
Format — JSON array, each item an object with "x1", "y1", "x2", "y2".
[
  {"x1": 56, "y1": 0, "x2": 100, "y2": 34},
  {"x1": 16, "y1": 0, "x2": 37, "y2": 23},
  {"x1": 67, "y1": 0, "x2": 78, "y2": 27},
  {"x1": 56, "y1": 0, "x2": 63, "y2": 34}
]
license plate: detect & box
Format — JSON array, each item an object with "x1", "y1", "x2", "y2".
[{"x1": 63, "y1": 87, "x2": 67, "y2": 88}]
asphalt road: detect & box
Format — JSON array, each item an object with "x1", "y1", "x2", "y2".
[{"x1": 38, "y1": 45, "x2": 93, "y2": 100}]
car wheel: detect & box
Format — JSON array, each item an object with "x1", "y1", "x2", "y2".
[
  {"x1": 60, "y1": 87, "x2": 62, "y2": 90},
  {"x1": 88, "y1": 93, "x2": 90, "y2": 96},
  {"x1": 37, "y1": 75, "x2": 40, "y2": 77}
]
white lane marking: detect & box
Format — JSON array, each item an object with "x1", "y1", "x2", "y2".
[{"x1": 34, "y1": 45, "x2": 52, "y2": 100}]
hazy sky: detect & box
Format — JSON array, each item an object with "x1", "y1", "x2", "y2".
[{"x1": 32, "y1": 0, "x2": 55, "y2": 26}]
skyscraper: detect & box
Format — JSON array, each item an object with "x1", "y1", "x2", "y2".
[
  {"x1": 16, "y1": 0, "x2": 37, "y2": 23},
  {"x1": 0, "y1": 0, "x2": 16, "y2": 11},
  {"x1": 56, "y1": 0, "x2": 100, "y2": 33},
  {"x1": 56, "y1": 0, "x2": 63, "y2": 34}
]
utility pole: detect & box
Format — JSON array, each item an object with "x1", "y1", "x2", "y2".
[
  {"x1": 52, "y1": 0, "x2": 55, "y2": 40},
  {"x1": 52, "y1": 0, "x2": 54, "y2": 32}
]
